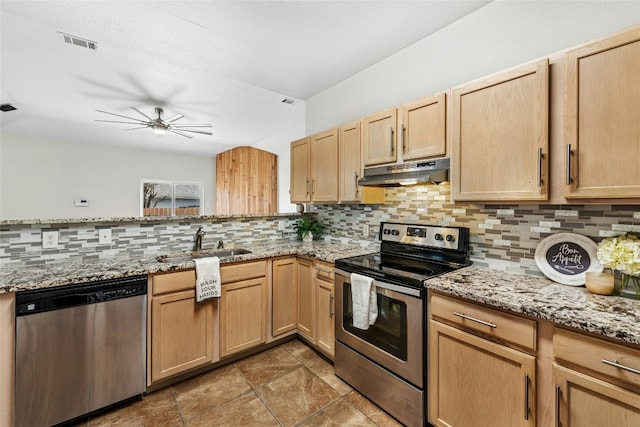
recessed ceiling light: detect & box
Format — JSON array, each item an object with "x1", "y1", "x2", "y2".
[{"x1": 0, "y1": 104, "x2": 17, "y2": 112}]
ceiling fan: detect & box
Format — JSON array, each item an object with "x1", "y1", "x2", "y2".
[{"x1": 96, "y1": 107, "x2": 213, "y2": 138}]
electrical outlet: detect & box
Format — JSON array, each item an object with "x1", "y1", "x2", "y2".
[
  {"x1": 363, "y1": 224, "x2": 370, "y2": 237},
  {"x1": 98, "y1": 228, "x2": 112, "y2": 245},
  {"x1": 278, "y1": 220, "x2": 286, "y2": 231},
  {"x1": 42, "y1": 231, "x2": 59, "y2": 249}
]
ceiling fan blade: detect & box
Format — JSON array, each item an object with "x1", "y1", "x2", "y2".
[
  {"x1": 172, "y1": 124, "x2": 212, "y2": 128},
  {"x1": 95, "y1": 119, "x2": 149, "y2": 125},
  {"x1": 123, "y1": 126, "x2": 151, "y2": 131},
  {"x1": 165, "y1": 114, "x2": 184, "y2": 123},
  {"x1": 96, "y1": 110, "x2": 148, "y2": 123},
  {"x1": 131, "y1": 107, "x2": 153, "y2": 121},
  {"x1": 168, "y1": 129, "x2": 193, "y2": 139},
  {"x1": 173, "y1": 128, "x2": 213, "y2": 136}
]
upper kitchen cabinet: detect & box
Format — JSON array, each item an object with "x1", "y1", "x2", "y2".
[
  {"x1": 451, "y1": 59, "x2": 549, "y2": 202},
  {"x1": 338, "y1": 121, "x2": 384, "y2": 204},
  {"x1": 310, "y1": 129, "x2": 339, "y2": 202},
  {"x1": 216, "y1": 146, "x2": 277, "y2": 215},
  {"x1": 290, "y1": 137, "x2": 311, "y2": 203},
  {"x1": 399, "y1": 92, "x2": 447, "y2": 161},
  {"x1": 290, "y1": 131, "x2": 339, "y2": 204},
  {"x1": 362, "y1": 108, "x2": 398, "y2": 166},
  {"x1": 564, "y1": 25, "x2": 640, "y2": 199},
  {"x1": 362, "y1": 93, "x2": 447, "y2": 167}
]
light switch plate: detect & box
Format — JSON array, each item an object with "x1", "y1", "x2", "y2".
[
  {"x1": 98, "y1": 228, "x2": 112, "y2": 244},
  {"x1": 363, "y1": 224, "x2": 370, "y2": 237},
  {"x1": 278, "y1": 220, "x2": 286, "y2": 231},
  {"x1": 42, "y1": 231, "x2": 59, "y2": 249}
]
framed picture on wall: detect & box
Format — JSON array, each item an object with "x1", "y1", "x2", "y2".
[{"x1": 141, "y1": 180, "x2": 202, "y2": 217}]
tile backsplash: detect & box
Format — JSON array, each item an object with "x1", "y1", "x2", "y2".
[
  {"x1": 2, "y1": 182, "x2": 639, "y2": 275},
  {"x1": 312, "y1": 182, "x2": 640, "y2": 276}
]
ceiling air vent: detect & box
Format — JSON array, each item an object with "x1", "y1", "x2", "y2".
[
  {"x1": 58, "y1": 32, "x2": 97, "y2": 50},
  {"x1": 281, "y1": 98, "x2": 297, "y2": 105}
]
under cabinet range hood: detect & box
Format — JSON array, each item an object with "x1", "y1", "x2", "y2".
[{"x1": 358, "y1": 158, "x2": 450, "y2": 187}]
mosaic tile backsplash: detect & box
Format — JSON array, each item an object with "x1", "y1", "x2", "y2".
[{"x1": 2, "y1": 182, "x2": 640, "y2": 276}]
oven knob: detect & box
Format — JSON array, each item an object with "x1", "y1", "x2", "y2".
[
  {"x1": 446, "y1": 234, "x2": 455, "y2": 242},
  {"x1": 434, "y1": 233, "x2": 443, "y2": 241},
  {"x1": 391, "y1": 229, "x2": 399, "y2": 236}
]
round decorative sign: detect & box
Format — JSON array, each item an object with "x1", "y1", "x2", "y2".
[{"x1": 534, "y1": 233, "x2": 602, "y2": 286}]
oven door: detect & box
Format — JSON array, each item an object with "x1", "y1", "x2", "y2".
[{"x1": 335, "y1": 269, "x2": 424, "y2": 387}]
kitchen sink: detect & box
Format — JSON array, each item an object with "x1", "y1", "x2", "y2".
[{"x1": 156, "y1": 248, "x2": 252, "y2": 263}]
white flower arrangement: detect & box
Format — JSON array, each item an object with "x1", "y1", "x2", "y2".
[
  {"x1": 597, "y1": 233, "x2": 640, "y2": 298},
  {"x1": 597, "y1": 233, "x2": 640, "y2": 275}
]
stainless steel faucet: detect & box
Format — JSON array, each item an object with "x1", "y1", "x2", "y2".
[{"x1": 194, "y1": 226, "x2": 206, "y2": 251}]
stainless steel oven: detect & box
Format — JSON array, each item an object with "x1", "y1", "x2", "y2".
[{"x1": 334, "y1": 222, "x2": 470, "y2": 427}]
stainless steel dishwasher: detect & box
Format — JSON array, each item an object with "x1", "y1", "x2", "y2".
[{"x1": 15, "y1": 275, "x2": 147, "y2": 427}]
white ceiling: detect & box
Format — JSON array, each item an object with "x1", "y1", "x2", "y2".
[{"x1": 0, "y1": 1, "x2": 489, "y2": 156}]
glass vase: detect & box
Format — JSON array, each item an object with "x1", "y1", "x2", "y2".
[{"x1": 614, "y1": 272, "x2": 640, "y2": 300}]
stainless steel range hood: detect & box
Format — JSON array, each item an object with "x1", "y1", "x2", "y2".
[{"x1": 358, "y1": 158, "x2": 450, "y2": 187}]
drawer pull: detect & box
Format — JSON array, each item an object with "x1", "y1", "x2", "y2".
[
  {"x1": 601, "y1": 358, "x2": 640, "y2": 375},
  {"x1": 453, "y1": 311, "x2": 497, "y2": 328},
  {"x1": 555, "y1": 385, "x2": 561, "y2": 427},
  {"x1": 524, "y1": 374, "x2": 530, "y2": 420},
  {"x1": 329, "y1": 293, "x2": 334, "y2": 318}
]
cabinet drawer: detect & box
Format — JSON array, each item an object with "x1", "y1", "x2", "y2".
[
  {"x1": 152, "y1": 270, "x2": 196, "y2": 295},
  {"x1": 315, "y1": 261, "x2": 334, "y2": 282},
  {"x1": 221, "y1": 260, "x2": 267, "y2": 283},
  {"x1": 554, "y1": 328, "x2": 640, "y2": 388},
  {"x1": 430, "y1": 293, "x2": 537, "y2": 351}
]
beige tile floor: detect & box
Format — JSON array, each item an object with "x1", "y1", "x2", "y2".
[{"x1": 73, "y1": 339, "x2": 404, "y2": 426}]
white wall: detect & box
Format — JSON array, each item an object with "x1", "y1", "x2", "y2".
[
  {"x1": 0, "y1": 135, "x2": 217, "y2": 219},
  {"x1": 252, "y1": 124, "x2": 306, "y2": 213},
  {"x1": 306, "y1": 1, "x2": 640, "y2": 133}
]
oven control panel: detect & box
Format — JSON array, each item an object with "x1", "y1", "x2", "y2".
[{"x1": 380, "y1": 222, "x2": 462, "y2": 250}]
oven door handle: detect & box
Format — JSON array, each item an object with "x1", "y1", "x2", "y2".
[{"x1": 335, "y1": 269, "x2": 422, "y2": 298}]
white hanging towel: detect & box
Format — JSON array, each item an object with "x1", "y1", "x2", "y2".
[
  {"x1": 195, "y1": 257, "x2": 221, "y2": 302},
  {"x1": 350, "y1": 273, "x2": 378, "y2": 330}
]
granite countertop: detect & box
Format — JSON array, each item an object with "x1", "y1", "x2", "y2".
[
  {"x1": 0, "y1": 241, "x2": 374, "y2": 294},
  {"x1": 426, "y1": 265, "x2": 640, "y2": 346}
]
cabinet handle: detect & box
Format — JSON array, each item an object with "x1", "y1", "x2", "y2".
[
  {"x1": 601, "y1": 358, "x2": 640, "y2": 375},
  {"x1": 354, "y1": 172, "x2": 359, "y2": 196},
  {"x1": 329, "y1": 293, "x2": 334, "y2": 318},
  {"x1": 306, "y1": 179, "x2": 310, "y2": 196},
  {"x1": 524, "y1": 374, "x2": 530, "y2": 420},
  {"x1": 401, "y1": 124, "x2": 406, "y2": 153},
  {"x1": 555, "y1": 385, "x2": 561, "y2": 427},
  {"x1": 537, "y1": 147, "x2": 542, "y2": 187},
  {"x1": 311, "y1": 179, "x2": 315, "y2": 197},
  {"x1": 565, "y1": 144, "x2": 572, "y2": 185},
  {"x1": 390, "y1": 127, "x2": 394, "y2": 154},
  {"x1": 452, "y1": 311, "x2": 497, "y2": 328}
]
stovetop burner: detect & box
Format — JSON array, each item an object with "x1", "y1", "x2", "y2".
[{"x1": 335, "y1": 222, "x2": 471, "y2": 289}]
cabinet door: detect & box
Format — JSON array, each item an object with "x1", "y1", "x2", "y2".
[
  {"x1": 339, "y1": 121, "x2": 385, "y2": 204},
  {"x1": 400, "y1": 93, "x2": 446, "y2": 161},
  {"x1": 315, "y1": 277, "x2": 335, "y2": 359},
  {"x1": 296, "y1": 258, "x2": 315, "y2": 342},
  {"x1": 429, "y1": 321, "x2": 535, "y2": 427},
  {"x1": 311, "y1": 129, "x2": 339, "y2": 202},
  {"x1": 564, "y1": 26, "x2": 640, "y2": 198},
  {"x1": 362, "y1": 108, "x2": 397, "y2": 166},
  {"x1": 220, "y1": 277, "x2": 267, "y2": 357},
  {"x1": 554, "y1": 365, "x2": 640, "y2": 427},
  {"x1": 290, "y1": 137, "x2": 311, "y2": 203},
  {"x1": 451, "y1": 59, "x2": 549, "y2": 201},
  {"x1": 150, "y1": 290, "x2": 215, "y2": 383},
  {"x1": 272, "y1": 258, "x2": 297, "y2": 337}
]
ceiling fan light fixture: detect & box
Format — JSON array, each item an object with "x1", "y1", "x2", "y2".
[{"x1": 151, "y1": 123, "x2": 167, "y2": 135}]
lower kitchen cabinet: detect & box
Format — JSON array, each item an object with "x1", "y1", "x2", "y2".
[
  {"x1": 553, "y1": 328, "x2": 640, "y2": 426},
  {"x1": 429, "y1": 292, "x2": 536, "y2": 427},
  {"x1": 315, "y1": 261, "x2": 335, "y2": 359},
  {"x1": 220, "y1": 276, "x2": 268, "y2": 357},
  {"x1": 149, "y1": 270, "x2": 217, "y2": 384},
  {"x1": 429, "y1": 321, "x2": 536, "y2": 427},
  {"x1": 272, "y1": 257, "x2": 298, "y2": 337},
  {"x1": 297, "y1": 257, "x2": 315, "y2": 342}
]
